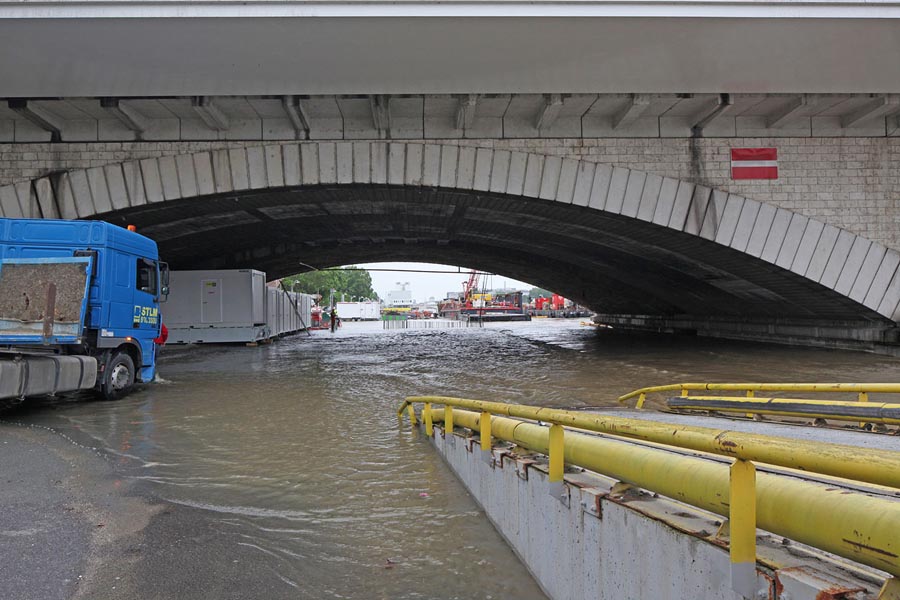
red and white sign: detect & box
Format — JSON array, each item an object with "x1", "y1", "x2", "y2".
[{"x1": 731, "y1": 148, "x2": 778, "y2": 180}]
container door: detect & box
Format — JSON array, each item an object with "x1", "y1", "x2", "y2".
[
  {"x1": 251, "y1": 271, "x2": 266, "y2": 325},
  {"x1": 201, "y1": 279, "x2": 223, "y2": 323},
  {"x1": 266, "y1": 288, "x2": 277, "y2": 336}
]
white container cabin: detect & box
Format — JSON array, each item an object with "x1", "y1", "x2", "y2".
[
  {"x1": 164, "y1": 270, "x2": 312, "y2": 344},
  {"x1": 336, "y1": 301, "x2": 381, "y2": 321}
]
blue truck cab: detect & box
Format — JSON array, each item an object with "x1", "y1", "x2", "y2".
[{"x1": 0, "y1": 218, "x2": 168, "y2": 402}]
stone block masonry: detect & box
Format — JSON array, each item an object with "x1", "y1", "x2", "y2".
[
  {"x1": 5, "y1": 139, "x2": 898, "y2": 346},
  {"x1": 1, "y1": 136, "x2": 898, "y2": 251}
]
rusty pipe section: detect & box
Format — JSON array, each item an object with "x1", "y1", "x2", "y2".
[
  {"x1": 403, "y1": 396, "x2": 900, "y2": 490},
  {"x1": 428, "y1": 407, "x2": 900, "y2": 578}
]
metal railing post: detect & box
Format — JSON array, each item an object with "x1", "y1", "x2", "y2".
[
  {"x1": 424, "y1": 402, "x2": 433, "y2": 437},
  {"x1": 480, "y1": 411, "x2": 492, "y2": 451},
  {"x1": 548, "y1": 424, "x2": 566, "y2": 500},
  {"x1": 407, "y1": 404, "x2": 417, "y2": 427},
  {"x1": 444, "y1": 404, "x2": 454, "y2": 435},
  {"x1": 636, "y1": 392, "x2": 646, "y2": 409},
  {"x1": 549, "y1": 424, "x2": 564, "y2": 481},
  {"x1": 730, "y1": 459, "x2": 757, "y2": 598},
  {"x1": 859, "y1": 391, "x2": 869, "y2": 428},
  {"x1": 480, "y1": 411, "x2": 492, "y2": 463},
  {"x1": 745, "y1": 389, "x2": 755, "y2": 418}
]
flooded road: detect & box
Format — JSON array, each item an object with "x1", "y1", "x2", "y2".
[{"x1": 6, "y1": 319, "x2": 900, "y2": 599}]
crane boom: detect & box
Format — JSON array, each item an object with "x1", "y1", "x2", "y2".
[{"x1": 463, "y1": 269, "x2": 479, "y2": 303}]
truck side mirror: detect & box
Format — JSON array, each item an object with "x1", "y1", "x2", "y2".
[{"x1": 158, "y1": 262, "x2": 170, "y2": 301}]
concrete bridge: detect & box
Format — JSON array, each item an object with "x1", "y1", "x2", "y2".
[
  {"x1": 2, "y1": 139, "x2": 900, "y2": 351},
  {"x1": 2, "y1": 0, "x2": 900, "y2": 98}
]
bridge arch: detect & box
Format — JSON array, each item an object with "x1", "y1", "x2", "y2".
[{"x1": 2, "y1": 141, "x2": 900, "y2": 345}]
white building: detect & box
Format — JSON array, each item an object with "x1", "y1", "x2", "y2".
[{"x1": 387, "y1": 282, "x2": 414, "y2": 308}]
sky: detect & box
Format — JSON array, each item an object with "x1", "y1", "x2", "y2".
[{"x1": 355, "y1": 262, "x2": 536, "y2": 302}]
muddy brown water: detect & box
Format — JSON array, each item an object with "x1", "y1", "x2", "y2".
[{"x1": 7, "y1": 319, "x2": 900, "y2": 598}]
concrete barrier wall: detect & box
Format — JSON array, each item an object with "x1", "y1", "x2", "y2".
[
  {"x1": 427, "y1": 427, "x2": 885, "y2": 600},
  {"x1": 431, "y1": 432, "x2": 756, "y2": 600}
]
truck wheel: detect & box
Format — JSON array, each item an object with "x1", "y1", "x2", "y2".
[{"x1": 102, "y1": 352, "x2": 135, "y2": 401}]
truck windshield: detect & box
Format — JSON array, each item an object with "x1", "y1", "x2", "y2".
[{"x1": 137, "y1": 258, "x2": 157, "y2": 296}]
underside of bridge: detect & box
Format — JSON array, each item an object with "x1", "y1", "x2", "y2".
[
  {"x1": 5, "y1": 139, "x2": 899, "y2": 353},
  {"x1": 94, "y1": 183, "x2": 900, "y2": 352}
]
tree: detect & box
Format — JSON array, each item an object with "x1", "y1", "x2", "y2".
[
  {"x1": 528, "y1": 287, "x2": 554, "y2": 300},
  {"x1": 282, "y1": 267, "x2": 379, "y2": 303}
]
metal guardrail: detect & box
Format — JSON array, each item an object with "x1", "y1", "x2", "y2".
[
  {"x1": 668, "y1": 396, "x2": 900, "y2": 425},
  {"x1": 398, "y1": 396, "x2": 899, "y2": 488},
  {"x1": 618, "y1": 382, "x2": 900, "y2": 410},
  {"x1": 397, "y1": 395, "x2": 900, "y2": 598}
]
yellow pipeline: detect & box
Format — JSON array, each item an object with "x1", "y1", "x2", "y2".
[
  {"x1": 400, "y1": 396, "x2": 900, "y2": 490},
  {"x1": 429, "y1": 408, "x2": 900, "y2": 578},
  {"x1": 671, "y1": 396, "x2": 900, "y2": 425},
  {"x1": 619, "y1": 382, "x2": 900, "y2": 404}
]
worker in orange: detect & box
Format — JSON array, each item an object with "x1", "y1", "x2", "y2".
[
  {"x1": 151, "y1": 323, "x2": 169, "y2": 382},
  {"x1": 153, "y1": 323, "x2": 168, "y2": 345}
]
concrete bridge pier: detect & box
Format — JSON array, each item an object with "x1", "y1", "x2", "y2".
[{"x1": 592, "y1": 314, "x2": 900, "y2": 355}]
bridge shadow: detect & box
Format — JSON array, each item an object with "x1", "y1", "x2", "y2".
[{"x1": 5, "y1": 141, "x2": 899, "y2": 351}]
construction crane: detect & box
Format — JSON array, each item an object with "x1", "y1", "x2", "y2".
[{"x1": 462, "y1": 269, "x2": 480, "y2": 305}]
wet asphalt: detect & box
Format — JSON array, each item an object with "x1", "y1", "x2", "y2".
[
  {"x1": 1, "y1": 425, "x2": 90, "y2": 600},
  {"x1": 0, "y1": 420, "x2": 314, "y2": 600},
  {"x1": 0, "y1": 421, "x2": 294, "y2": 600},
  {"x1": 0, "y1": 423, "x2": 105, "y2": 600}
]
